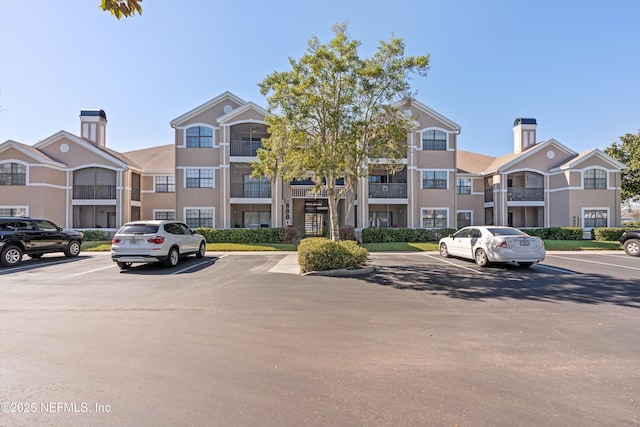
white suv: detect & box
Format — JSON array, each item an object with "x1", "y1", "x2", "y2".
[{"x1": 111, "y1": 220, "x2": 206, "y2": 269}]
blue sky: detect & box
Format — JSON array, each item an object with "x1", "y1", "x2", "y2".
[{"x1": 1, "y1": 0, "x2": 638, "y2": 157}]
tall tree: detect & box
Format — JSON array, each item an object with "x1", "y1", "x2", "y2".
[
  {"x1": 255, "y1": 23, "x2": 429, "y2": 241},
  {"x1": 605, "y1": 130, "x2": 640, "y2": 201},
  {"x1": 101, "y1": 0, "x2": 142, "y2": 19}
]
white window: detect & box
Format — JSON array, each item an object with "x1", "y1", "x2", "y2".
[
  {"x1": 153, "y1": 210, "x2": 175, "y2": 220},
  {"x1": 422, "y1": 170, "x2": 448, "y2": 189},
  {"x1": 155, "y1": 176, "x2": 175, "y2": 193},
  {"x1": 421, "y1": 208, "x2": 449, "y2": 228},
  {"x1": 457, "y1": 211, "x2": 472, "y2": 228},
  {"x1": 583, "y1": 169, "x2": 607, "y2": 189},
  {"x1": 456, "y1": 178, "x2": 471, "y2": 194},
  {"x1": 422, "y1": 129, "x2": 447, "y2": 150},
  {"x1": 185, "y1": 169, "x2": 214, "y2": 188},
  {"x1": 185, "y1": 208, "x2": 214, "y2": 228},
  {"x1": 583, "y1": 208, "x2": 608, "y2": 228},
  {"x1": 0, "y1": 207, "x2": 28, "y2": 216},
  {"x1": 186, "y1": 126, "x2": 214, "y2": 148}
]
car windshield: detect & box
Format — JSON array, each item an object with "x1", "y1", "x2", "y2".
[
  {"x1": 487, "y1": 227, "x2": 528, "y2": 237},
  {"x1": 119, "y1": 224, "x2": 159, "y2": 234}
]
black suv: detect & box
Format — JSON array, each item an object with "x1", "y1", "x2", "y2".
[
  {"x1": 620, "y1": 230, "x2": 640, "y2": 257},
  {"x1": 0, "y1": 217, "x2": 84, "y2": 267}
]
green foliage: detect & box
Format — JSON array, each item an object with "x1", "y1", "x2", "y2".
[
  {"x1": 339, "y1": 225, "x2": 356, "y2": 241},
  {"x1": 297, "y1": 237, "x2": 369, "y2": 273},
  {"x1": 82, "y1": 229, "x2": 111, "y2": 241},
  {"x1": 519, "y1": 227, "x2": 584, "y2": 240},
  {"x1": 605, "y1": 130, "x2": 640, "y2": 200},
  {"x1": 279, "y1": 226, "x2": 299, "y2": 244},
  {"x1": 101, "y1": 0, "x2": 142, "y2": 19},
  {"x1": 256, "y1": 23, "x2": 430, "y2": 241},
  {"x1": 593, "y1": 227, "x2": 628, "y2": 241},
  {"x1": 361, "y1": 227, "x2": 456, "y2": 243},
  {"x1": 195, "y1": 227, "x2": 281, "y2": 244}
]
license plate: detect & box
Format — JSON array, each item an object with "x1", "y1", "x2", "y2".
[
  {"x1": 128, "y1": 239, "x2": 140, "y2": 245},
  {"x1": 519, "y1": 240, "x2": 530, "y2": 246}
]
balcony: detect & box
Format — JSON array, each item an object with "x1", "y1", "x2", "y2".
[
  {"x1": 368, "y1": 183, "x2": 407, "y2": 198},
  {"x1": 231, "y1": 182, "x2": 271, "y2": 198},
  {"x1": 230, "y1": 140, "x2": 262, "y2": 157},
  {"x1": 73, "y1": 185, "x2": 116, "y2": 199},
  {"x1": 507, "y1": 187, "x2": 544, "y2": 202},
  {"x1": 485, "y1": 189, "x2": 494, "y2": 203}
]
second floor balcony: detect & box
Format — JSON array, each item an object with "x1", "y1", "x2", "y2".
[
  {"x1": 508, "y1": 187, "x2": 544, "y2": 202},
  {"x1": 230, "y1": 140, "x2": 262, "y2": 157},
  {"x1": 231, "y1": 182, "x2": 272, "y2": 198},
  {"x1": 73, "y1": 185, "x2": 116, "y2": 200},
  {"x1": 369, "y1": 183, "x2": 407, "y2": 198}
]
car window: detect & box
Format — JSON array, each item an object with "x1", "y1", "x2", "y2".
[
  {"x1": 164, "y1": 223, "x2": 182, "y2": 235},
  {"x1": 453, "y1": 229, "x2": 471, "y2": 238},
  {"x1": 0, "y1": 220, "x2": 16, "y2": 230},
  {"x1": 487, "y1": 227, "x2": 527, "y2": 236},
  {"x1": 119, "y1": 224, "x2": 159, "y2": 234},
  {"x1": 470, "y1": 229, "x2": 482, "y2": 238},
  {"x1": 177, "y1": 223, "x2": 193, "y2": 235},
  {"x1": 34, "y1": 220, "x2": 59, "y2": 231},
  {"x1": 16, "y1": 220, "x2": 35, "y2": 230}
]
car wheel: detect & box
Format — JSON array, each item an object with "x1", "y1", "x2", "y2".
[
  {"x1": 623, "y1": 239, "x2": 640, "y2": 256},
  {"x1": 518, "y1": 262, "x2": 534, "y2": 268},
  {"x1": 439, "y1": 242, "x2": 450, "y2": 258},
  {"x1": 29, "y1": 253, "x2": 43, "y2": 259},
  {"x1": 117, "y1": 262, "x2": 132, "y2": 269},
  {"x1": 196, "y1": 241, "x2": 206, "y2": 258},
  {"x1": 164, "y1": 247, "x2": 179, "y2": 268},
  {"x1": 475, "y1": 248, "x2": 489, "y2": 267},
  {"x1": 64, "y1": 240, "x2": 82, "y2": 257},
  {"x1": 1, "y1": 245, "x2": 23, "y2": 267}
]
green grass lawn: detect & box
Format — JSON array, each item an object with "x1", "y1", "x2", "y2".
[{"x1": 83, "y1": 240, "x2": 622, "y2": 252}]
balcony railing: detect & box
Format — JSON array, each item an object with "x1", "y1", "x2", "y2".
[
  {"x1": 73, "y1": 185, "x2": 116, "y2": 199},
  {"x1": 231, "y1": 183, "x2": 271, "y2": 198},
  {"x1": 368, "y1": 183, "x2": 407, "y2": 198},
  {"x1": 508, "y1": 187, "x2": 544, "y2": 202},
  {"x1": 230, "y1": 141, "x2": 262, "y2": 157}
]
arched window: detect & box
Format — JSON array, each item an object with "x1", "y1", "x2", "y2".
[
  {"x1": 422, "y1": 130, "x2": 447, "y2": 150},
  {"x1": 0, "y1": 162, "x2": 26, "y2": 185},
  {"x1": 186, "y1": 126, "x2": 214, "y2": 148},
  {"x1": 583, "y1": 169, "x2": 607, "y2": 189}
]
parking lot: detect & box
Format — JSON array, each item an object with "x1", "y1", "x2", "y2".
[{"x1": 1, "y1": 251, "x2": 638, "y2": 426}]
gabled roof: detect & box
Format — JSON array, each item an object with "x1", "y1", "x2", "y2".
[
  {"x1": 0, "y1": 139, "x2": 66, "y2": 167},
  {"x1": 216, "y1": 102, "x2": 269, "y2": 124},
  {"x1": 123, "y1": 144, "x2": 174, "y2": 173},
  {"x1": 456, "y1": 150, "x2": 496, "y2": 174},
  {"x1": 549, "y1": 148, "x2": 626, "y2": 171},
  {"x1": 483, "y1": 138, "x2": 576, "y2": 174},
  {"x1": 170, "y1": 91, "x2": 246, "y2": 127},
  {"x1": 34, "y1": 131, "x2": 132, "y2": 169},
  {"x1": 408, "y1": 99, "x2": 461, "y2": 131}
]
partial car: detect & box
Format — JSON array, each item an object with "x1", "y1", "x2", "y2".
[
  {"x1": 619, "y1": 230, "x2": 640, "y2": 257},
  {"x1": 0, "y1": 217, "x2": 83, "y2": 267},
  {"x1": 110, "y1": 220, "x2": 207, "y2": 269},
  {"x1": 439, "y1": 226, "x2": 545, "y2": 267}
]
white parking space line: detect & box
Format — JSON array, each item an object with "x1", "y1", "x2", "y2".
[
  {"x1": 423, "y1": 253, "x2": 485, "y2": 274},
  {"x1": 533, "y1": 264, "x2": 577, "y2": 274},
  {"x1": 72, "y1": 265, "x2": 114, "y2": 276},
  {"x1": 171, "y1": 259, "x2": 216, "y2": 274},
  {"x1": 547, "y1": 254, "x2": 640, "y2": 271}
]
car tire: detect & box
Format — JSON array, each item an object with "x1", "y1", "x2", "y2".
[
  {"x1": 475, "y1": 248, "x2": 490, "y2": 267},
  {"x1": 518, "y1": 262, "x2": 534, "y2": 268},
  {"x1": 623, "y1": 238, "x2": 640, "y2": 256},
  {"x1": 117, "y1": 261, "x2": 132, "y2": 269},
  {"x1": 64, "y1": 240, "x2": 82, "y2": 257},
  {"x1": 1, "y1": 245, "x2": 23, "y2": 267},
  {"x1": 196, "y1": 241, "x2": 206, "y2": 258},
  {"x1": 439, "y1": 243, "x2": 450, "y2": 258},
  {"x1": 164, "y1": 247, "x2": 179, "y2": 268}
]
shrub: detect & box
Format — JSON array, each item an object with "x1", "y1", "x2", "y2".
[
  {"x1": 279, "y1": 226, "x2": 299, "y2": 244},
  {"x1": 297, "y1": 237, "x2": 369, "y2": 273},
  {"x1": 195, "y1": 227, "x2": 281, "y2": 244},
  {"x1": 519, "y1": 227, "x2": 583, "y2": 240},
  {"x1": 593, "y1": 227, "x2": 627, "y2": 241},
  {"x1": 360, "y1": 227, "x2": 456, "y2": 243},
  {"x1": 82, "y1": 229, "x2": 110, "y2": 241},
  {"x1": 339, "y1": 225, "x2": 356, "y2": 241}
]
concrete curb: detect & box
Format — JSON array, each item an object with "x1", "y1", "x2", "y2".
[{"x1": 303, "y1": 265, "x2": 375, "y2": 277}]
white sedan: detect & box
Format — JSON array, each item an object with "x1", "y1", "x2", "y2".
[{"x1": 439, "y1": 226, "x2": 545, "y2": 267}]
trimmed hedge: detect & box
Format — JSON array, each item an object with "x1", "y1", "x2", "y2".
[
  {"x1": 81, "y1": 229, "x2": 112, "y2": 241},
  {"x1": 593, "y1": 227, "x2": 627, "y2": 241},
  {"x1": 297, "y1": 237, "x2": 369, "y2": 273},
  {"x1": 361, "y1": 227, "x2": 456, "y2": 243},
  {"x1": 519, "y1": 227, "x2": 583, "y2": 240},
  {"x1": 195, "y1": 227, "x2": 281, "y2": 244}
]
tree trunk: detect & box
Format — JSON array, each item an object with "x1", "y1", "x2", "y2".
[{"x1": 326, "y1": 183, "x2": 340, "y2": 241}]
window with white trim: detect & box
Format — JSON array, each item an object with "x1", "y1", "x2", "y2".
[
  {"x1": 186, "y1": 126, "x2": 213, "y2": 148},
  {"x1": 0, "y1": 207, "x2": 27, "y2": 216},
  {"x1": 154, "y1": 211, "x2": 175, "y2": 220},
  {"x1": 186, "y1": 169, "x2": 214, "y2": 188},
  {"x1": 422, "y1": 130, "x2": 447, "y2": 150},
  {"x1": 0, "y1": 162, "x2": 26, "y2": 185},
  {"x1": 583, "y1": 169, "x2": 607, "y2": 189},
  {"x1": 155, "y1": 176, "x2": 175, "y2": 193},
  {"x1": 422, "y1": 170, "x2": 448, "y2": 189},
  {"x1": 456, "y1": 178, "x2": 471, "y2": 194},
  {"x1": 421, "y1": 208, "x2": 448, "y2": 228},
  {"x1": 457, "y1": 211, "x2": 472, "y2": 228},
  {"x1": 185, "y1": 208, "x2": 213, "y2": 228},
  {"x1": 584, "y1": 209, "x2": 608, "y2": 228}
]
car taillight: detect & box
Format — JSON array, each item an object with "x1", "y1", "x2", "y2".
[
  {"x1": 148, "y1": 236, "x2": 165, "y2": 244},
  {"x1": 495, "y1": 241, "x2": 509, "y2": 249},
  {"x1": 111, "y1": 237, "x2": 121, "y2": 244}
]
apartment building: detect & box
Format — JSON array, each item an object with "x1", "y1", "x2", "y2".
[{"x1": 0, "y1": 91, "x2": 625, "y2": 235}]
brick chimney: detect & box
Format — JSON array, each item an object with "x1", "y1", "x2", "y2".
[
  {"x1": 513, "y1": 118, "x2": 537, "y2": 154},
  {"x1": 80, "y1": 110, "x2": 107, "y2": 147}
]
